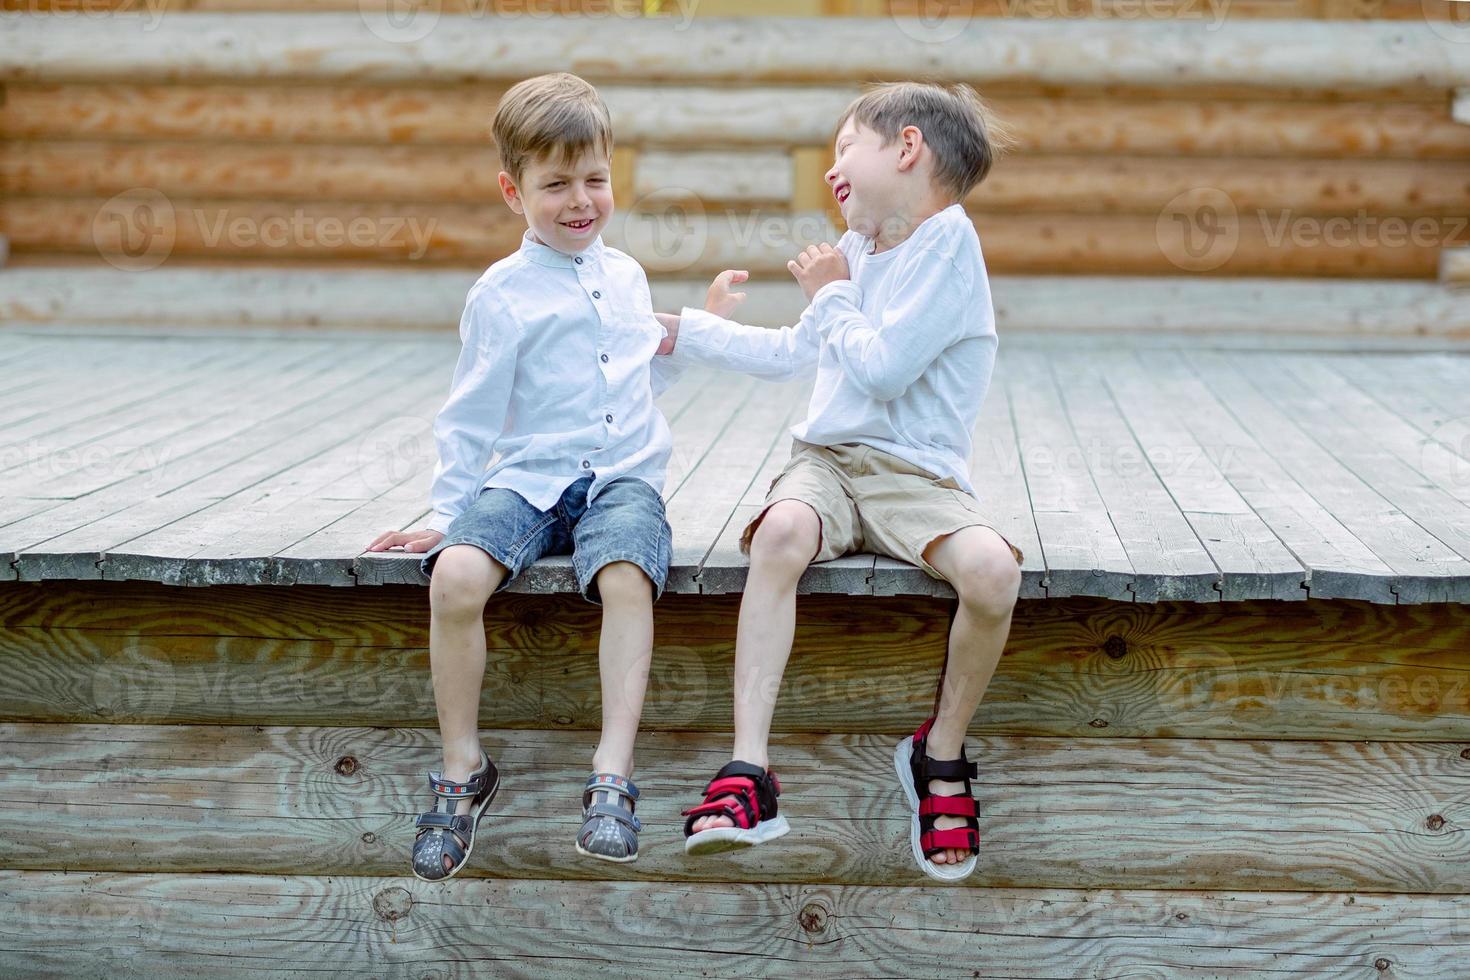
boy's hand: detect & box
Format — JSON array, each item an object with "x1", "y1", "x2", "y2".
[
  {"x1": 787, "y1": 243, "x2": 849, "y2": 301},
  {"x1": 366, "y1": 528, "x2": 444, "y2": 553},
  {"x1": 705, "y1": 269, "x2": 749, "y2": 319},
  {"x1": 655, "y1": 312, "x2": 679, "y2": 355}
]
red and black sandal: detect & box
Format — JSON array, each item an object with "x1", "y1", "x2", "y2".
[
  {"x1": 894, "y1": 717, "x2": 980, "y2": 881},
  {"x1": 681, "y1": 760, "x2": 790, "y2": 856}
]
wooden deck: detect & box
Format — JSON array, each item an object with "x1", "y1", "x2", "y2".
[{"x1": 2, "y1": 325, "x2": 1468, "y2": 604}]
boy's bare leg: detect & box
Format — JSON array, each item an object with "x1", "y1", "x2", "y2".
[
  {"x1": 590, "y1": 561, "x2": 656, "y2": 780},
  {"x1": 428, "y1": 544, "x2": 509, "y2": 861},
  {"x1": 691, "y1": 500, "x2": 819, "y2": 833},
  {"x1": 918, "y1": 524, "x2": 1023, "y2": 866}
]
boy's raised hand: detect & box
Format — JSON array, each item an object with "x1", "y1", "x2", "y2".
[
  {"x1": 787, "y1": 243, "x2": 849, "y2": 301},
  {"x1": 705, "y1": 269, "x2": 749, "y2": 319},
  {"x1": 366, "y1": 528, "x2": 444, "y2": 553},
  {"x1": 654, "y1": 312, "x2": 680, "y2": 355}
]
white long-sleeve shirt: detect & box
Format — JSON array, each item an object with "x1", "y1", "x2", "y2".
[
  {"x1": 664, "y1": 203, "x2": 997, "y2": 497},
  {"x1": 425, "y1": 232, "x2": 682, "y2": 534}
]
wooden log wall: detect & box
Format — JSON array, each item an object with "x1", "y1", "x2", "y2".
[{"x1": 0, "y1": 16, "x2": 1466, "y2": 278}]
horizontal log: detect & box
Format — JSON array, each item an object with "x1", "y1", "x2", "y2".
[
  {"x1": 2, "y1": 16, "x2": 1467, "y2": 93},
  {"x1": 5, "y1": 198, "x2": 1462, "y2": 276},
  {"x1": 1444, "y1": 246, "x2": 1470, "y2": 284},
  {"x1": 4, "y1": 266, "x2": 1469, "y2": 336},
  {"x1": 3, "y1": 723, "x2": 1468, "y2": 894},
  {"x1": 2, "y1": 869, "x2": 1462, "y2": 978},
  {"x1": 2, "y1": 582, "x2": 1467, "y2": 739},
  {"x1": 5, "y1": 84, "x2": 1468, "y2": 158},
  {"x1": 10, "y1": 141, "x2": 1465, "y2": 216}
]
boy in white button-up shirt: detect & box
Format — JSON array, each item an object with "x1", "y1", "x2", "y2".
[
  {"x1": 368, "y1": 74, "x2": 680, "y2": 876},
  {"x1": 659, "y1": 83, "x2": 1022, "y2": 882}
]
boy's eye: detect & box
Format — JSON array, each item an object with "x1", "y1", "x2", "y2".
[{"x1": 546, "y1": 181, "x2": 564, "y2": 189}]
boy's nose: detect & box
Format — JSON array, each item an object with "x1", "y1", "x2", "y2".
[{"x1": 825, "y1": 167, "x2": 839, "y2": 185}]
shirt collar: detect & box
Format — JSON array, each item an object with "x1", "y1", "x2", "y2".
[{"x1": 518, "y1": 229, "x2": 607, "y2": 268}]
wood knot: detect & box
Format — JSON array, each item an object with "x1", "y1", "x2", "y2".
[
  {"x1": 1089, "y1": 718, "x2": 1109, "y2": 729},
  {"x1": 334, "y1": 755, "x2": 359, "y2": 776},
  {"x1": 553, "y1": 715, "x2": 574, "y2": 726},
  {"x1": 361, "y1": 832, "x2": 377, "y2": 845},
  {"x1": 1102, "y1": 635, "x2": 1128, "y2": 660},
  {"x1": 1174, "y1": 912, "x2": 1188, "y2": 922},
  {"x1": 798, "y1": 902, "x2": 830, "y2": 935},
  {"x1": 1460, "y1": 748, "x2": 1470, "y2": 761},
  {"x1": 1426, "y1": 813, "x2": 1445, "y2": 832},
  {"x1": 1375, "y1": 958, "x2": 1391, "y2": 972},
  {"x1": 373, "y1": 887, "x2": 413, "y2": 923}
]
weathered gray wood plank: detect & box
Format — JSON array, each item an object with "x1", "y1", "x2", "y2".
[
  {"x1": 3, "y1": 723, "x2": 1468, "y2": 896},
  {"x1": 1007, "y1": 350, "x2": 1134, "y2": 600},
  {"x1": 1048, "y1": 350, "x2": 1221, "y2": 602},
  {"x1": 1194, "y1": 350, "x2": 1470, "y2": 604},
  {"x1": 1108, "y1": 352, "x2": 1310, "y2": 602},
  {"x1": 4, "y1": 867, "x2": 1463, "y2": 979}
]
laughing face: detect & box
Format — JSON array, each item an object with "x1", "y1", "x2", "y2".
[
  {"x1": 825, "y1": 117, "x2": 898, "y2": 241},
  {"x1": 499, "y1": 147, "x2": 614, "y2": 255}
]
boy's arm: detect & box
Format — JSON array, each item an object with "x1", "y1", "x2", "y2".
[
  {"x1": 424, "y1": 296, "x2": 519, "y2": 534},
  {"x1": 809, "y1": 248, "x2": 983, "y2": 402},
  {"x1": 659, "y1": 303, "x2": 821, "y2": 382}
]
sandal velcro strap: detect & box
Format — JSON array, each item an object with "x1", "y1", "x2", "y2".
[
  {"x1": 583, "y1": 772, "x2": 639, "y2": 807},
  {"x1": 415, "y1": 811, "x2": 471, "y2": 836},
  {"x1": 919, "y1": 794, "x2": 978, "y2": 818},
  {"x1": 585, "y1": 801, "x2": 642, "y2": 832},
  {"x1": 921, "y1": 827, "x2": 979, "y2": 854},
  {"x1": 921, "y1": 756, "x2": 978, "y2": 783}
]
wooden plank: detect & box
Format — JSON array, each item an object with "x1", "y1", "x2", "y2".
[
  {"x1": 1456, "y1": 87, "x2": 1470, "y2": 126},
  {"x1": 8, "y1": 84, "x2": 1469, "y2": 159},
  {"x1": 1443, "y1": 246, "x2": 1470, "y2": 284},
  {"x1": 1268, "y1": 356, "x2": 1470, "y2": 562},
  {"x1": 7, "y1": 199, "x2": 1465, "y2": 276},
  {"x1": 3, "y1": 870, "x2": 1463, "y2": 978},
  {"x1": 1194, "y1": 350, "x2": 1470, "y2": 603},
  {"x1": 1046, "y1": 350, "x2": 1221, "y2": 602},
  {"x1": 5, "y1": 582, "x2": 1469, "y2": 736},
  {"x1": 7, "y1": 268, "x2": 1470, "y2": 337},
  {"x1": 4, "y1": 17, "x2": 1467, "y2": 93},
  {"x1": 3, "y1": 723, "x2": 1470, "y2": 896},
  {"x1": 1101, "y1": 352, "x2": 1308, "y2": 602},
  {"x1": 1006, "y1": 350, "x2": 1134, "y2": 600},
  {"x1": 663, "y1": 380, "x2": 805, "y2": 593},
  {"x1": 5, "y1": 342, "x2": 417, "y2": 581}
]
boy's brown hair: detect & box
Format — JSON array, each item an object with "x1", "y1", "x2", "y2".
[
  {"x1": 492, "y1": 72, "x2": 613, "y2": 182},
  {"x1": 835, "y1": 81, "x2": 1012, "y2": 200}
]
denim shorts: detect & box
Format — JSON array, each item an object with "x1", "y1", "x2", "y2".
[{"x1": 420, "y1": 475, "x2": 672, "y2": 604}]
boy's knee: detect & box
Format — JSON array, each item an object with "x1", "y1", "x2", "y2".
[
  {"x1": 595, "y1": 560, "x2": 653, "y2": 606},
  {"x1": 949, "y1": 535, "x2": 1022, "y2": 620},
  {"x1": 749, "y1": 502, "x2": 820, "y2": 569},
  {"x1": 429, "y1": 544, "x2": 504, "y2": 618}
]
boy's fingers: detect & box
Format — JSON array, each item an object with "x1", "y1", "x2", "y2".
[
  {"x1": 731, "y1": 291, "x2": 747, "y2": 303},
  {"x1": 786, "y1": 259, "x2": 801, "y2": 277},
  {"x1": 731, "y1": 270, "x2": 750, "y2": 284}
]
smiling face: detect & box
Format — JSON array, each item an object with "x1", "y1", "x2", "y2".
[
  {"x1": 825, "y1": 117, "x2": 903, "y2": 240},
  {"x1": 499, "y1": 148, "x2": 614, "y2": 255}
]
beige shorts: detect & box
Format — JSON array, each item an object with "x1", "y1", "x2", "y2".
[{"x1": 739, "y1": 439, "x2": 1024, "y2": 580}]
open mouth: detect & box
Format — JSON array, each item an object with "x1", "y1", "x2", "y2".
[
  {"x1": 834, "y1": 184, "x2": 851, "y2": 206},
  {"x1": 561, "y1": 217, "x2": 596, "y2": 232}
]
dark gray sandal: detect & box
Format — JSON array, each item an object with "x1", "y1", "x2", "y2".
[
  {"x1": 411, "y1": 749, "x2": 499, "y2": 881},
  {"x1": 575, "y1": 772, "x2": 641, "y2": 863}
]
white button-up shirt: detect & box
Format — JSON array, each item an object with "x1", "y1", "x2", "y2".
[
  {"x1": 664, "y1": 203, "x2": 996, "y2": 498},
  {"x1": 426, "y1": 232, "x2": 681, "y2": 535}
]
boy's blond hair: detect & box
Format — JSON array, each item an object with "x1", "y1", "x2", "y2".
[
  {"x1": 492, "y1": 72, "x2": 613, "y2": 182},
  {"x1": 835, "y1": 81, "x2": 1012, "y2": 200}
]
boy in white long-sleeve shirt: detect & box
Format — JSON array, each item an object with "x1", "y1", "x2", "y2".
[
  {"x1": 658, "y1": 82, "x2": 1022, "y2": 882},
  {"x1": 367, "y1": 73, "x2": 681, "y2": 877}
]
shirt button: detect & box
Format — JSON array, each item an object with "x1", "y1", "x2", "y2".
[
  {"x1": 605, "y1": 414, "x2": 613, "y2": 423},
  {"x1": 600, "y1": 353, "x2": 609, "y2": 363},
  {"x1": 592, "y1": 290, "x2": 601, "y2": 299},
  {"x1": 574, "y1": 256, "x2": 583, "y2": 265},
  {"x1": 581, "y1": 460, "x2": 591, "y2": 469}
]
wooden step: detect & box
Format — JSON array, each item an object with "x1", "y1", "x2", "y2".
[
  {"x1": 1, "y1": 867, "x2": 1461, "y2": 977},
  {"x1": 3, "y1": 583, "x2": 1467, "y2": 740},
  {"x1": 2, "y1": 723, "x2": 1467, "y2": 894}
]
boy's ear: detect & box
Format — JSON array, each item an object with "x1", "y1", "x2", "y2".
[
  {"x1": 896, "y1": 125, "x2": 925, "y2": 173},
  {"x1": 498, "y1": 171, "x2": 525, "y2": 214}
]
